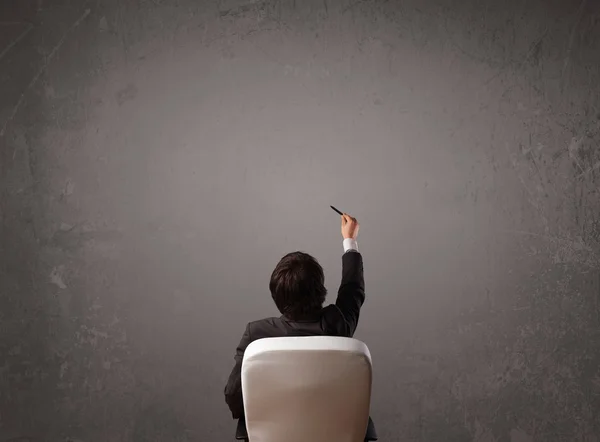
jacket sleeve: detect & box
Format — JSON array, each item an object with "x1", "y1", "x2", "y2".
[
  {"x1": 224, "y1": 323, "x2": 252, "y2": 419},
  {"x1": 333, "y1": 251, "x2": 366, "y2": 337}
]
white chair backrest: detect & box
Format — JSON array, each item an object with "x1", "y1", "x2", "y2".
[{"x1": 241, "y1": 336, "x2": 372, "y2": 442}]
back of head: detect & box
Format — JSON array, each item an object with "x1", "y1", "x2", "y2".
[{"x1": 269, "y1": 251, "x2": 327, "y2": 320}]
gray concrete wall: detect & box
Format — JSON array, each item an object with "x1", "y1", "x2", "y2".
[{"x1": 1, "y1": 0, "x2": 599, "y2": 441}]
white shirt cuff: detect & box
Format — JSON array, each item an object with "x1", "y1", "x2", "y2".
[{"x1": 343, "y1": 238, "x2": 359, "y2": 253}]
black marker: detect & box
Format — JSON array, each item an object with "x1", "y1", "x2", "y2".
[{"x1": 330, "y1": 205, "x2": 343, "y2": 216}]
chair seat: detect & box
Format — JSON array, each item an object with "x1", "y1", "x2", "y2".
[{"x1": 236, "y1": 416, "x2": 378, "y2": 441}]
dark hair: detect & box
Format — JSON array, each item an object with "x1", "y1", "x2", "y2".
[{"x1": 269, "y1": 251, "x2": 327, "y2": 320}]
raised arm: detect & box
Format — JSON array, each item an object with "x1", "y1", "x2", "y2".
[{"x1": 333, "y1": 214, "x2": 365, "y2": 337}]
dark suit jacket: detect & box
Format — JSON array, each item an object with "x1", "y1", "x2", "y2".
[{"x1": 224, "y1": 250, "x2": 371, "y2": 427}]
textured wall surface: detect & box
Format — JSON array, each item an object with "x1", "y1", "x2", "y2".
[{"x1": 1, "y1": 0, "x2": 599, "y2": 441}]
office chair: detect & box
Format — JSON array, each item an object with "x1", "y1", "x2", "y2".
[{"x1": 235, "y1": 336, "x2": 378, "y2": 442}]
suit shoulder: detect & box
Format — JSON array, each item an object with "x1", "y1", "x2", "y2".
[
  {"x1": 248, "y1": 316, "x2": 281, "y2": 327},
  {"x1": 246, "y1": 317, "x2": 287, "y2": 339}
]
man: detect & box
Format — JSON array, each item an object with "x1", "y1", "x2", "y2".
[{"x1": 224, "y1": 213, "x2": 376, "y2": 440}]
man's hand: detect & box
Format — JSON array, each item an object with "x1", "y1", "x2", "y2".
[{"x1": 341, "y1": 213, "x2": 359, "y2": 240}]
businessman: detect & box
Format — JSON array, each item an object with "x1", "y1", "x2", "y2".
[{"x1": 224, "y1": 213, "x2": 377, "y2": 441}]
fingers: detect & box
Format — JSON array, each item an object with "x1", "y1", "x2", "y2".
[{"x1": 342, "y1": 215, "x2": 358, "y2": 228}]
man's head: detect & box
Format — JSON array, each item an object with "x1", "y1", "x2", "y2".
[{"x1": 269, "y1": 251, "x2": 327, "y2": 320}]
